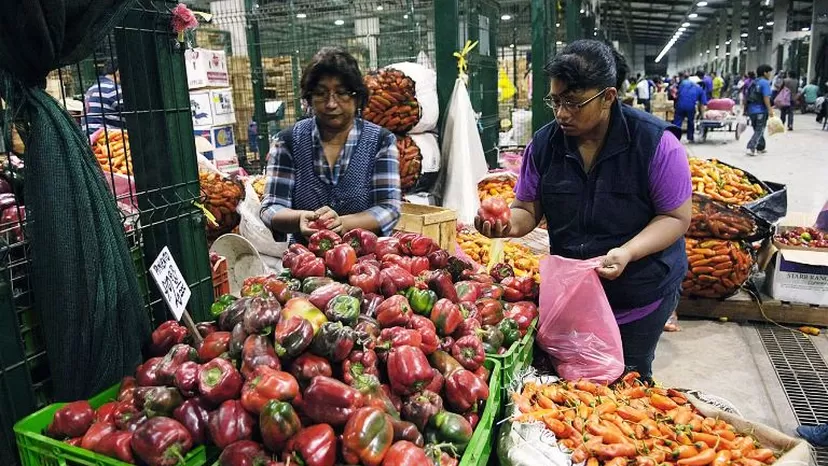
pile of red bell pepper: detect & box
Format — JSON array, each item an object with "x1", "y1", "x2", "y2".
[{"x1": 46, "y1": 229, "x2": 538, "y2": 466}]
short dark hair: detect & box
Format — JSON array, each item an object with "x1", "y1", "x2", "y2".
[
  {"x1": 544, "y1": 39, "x2": 626, "y2": 93},
  {"x1": 696, "y1": 70, "x2": 705, "y2": 79},
  {"x1": 748, "y1": 71, "x2": 756, "y2": 79},
  {"x1": 757, "y1": 64, "x2": 773, "y2": 76},
  {"x1": 102, "y1": 58, "x2": 118, "y2": 76},
  {"x1": 787, "y1": 71, "x2": 797, "y2": 79},
  {"x1": 301, "y1": 47, "x2": 368, "y2": 108}
]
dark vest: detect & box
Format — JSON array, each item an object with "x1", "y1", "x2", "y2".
[
  {"x1": 280, "y1": 118, "x2": 389, "y2": 244},
  {"x1": 532, "y1": 102, "x2": 687, "y2": 309}
]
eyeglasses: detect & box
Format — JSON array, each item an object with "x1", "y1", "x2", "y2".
[
  {"x1": 309, "y1": 89, "x2": 357, "y2": 104},
  {"x1": 544, "y1": 87, "x2": 610, "y2": 113}
]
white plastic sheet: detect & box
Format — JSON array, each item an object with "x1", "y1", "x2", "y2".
[
  {"x1": 238, "y1": 179, "x2": 287, "y2": 264},
  {"x1": 388, "y1": 62, "x2": 439, "y2": 134}
]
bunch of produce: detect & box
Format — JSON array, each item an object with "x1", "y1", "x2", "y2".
[
  {"x1": 0, "y1": 191, "x2": 24, "y2": 243},
  {"x1": 251, "y1": 176, "x2": 267, "y2": 202},
  {"x1": 199, "y1": 171, "x2": 244, "y2": 238},
  {"x1": 396, "y1": 136, "x2": 422, "y2": 192},
  {"x1": 93, "y1": 130, "x2": 133, "y2": 175},
  {"x1": 682, "y1": 238, "x2": 753, "y2": 298},
  {"x1": 689, "y1": 158, "x2": 766, "y2": 205},
  {"x1": 478, "y1": 175, "x2": 516, "y2": 205},
  {"x1": 456, "y1": 227, "x2": 541, "y2": 280},
  {"x1": 774, "y1": 227, "x2": 828, "y2": 249},
  {"x1": 512, "y1": 372, "x2": 782, "y2": 466},
  {"x1": 363, "y1": 69, "x2": 421, "y2": 134},
  {"x1": 688, "y1": 194, "x2": 763, "y2": 240},
  {"x1": 47, "y1": 229, "x2": 538, "y2": 465}
]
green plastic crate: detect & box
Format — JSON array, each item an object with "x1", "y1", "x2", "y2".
[
  {"x1": 458, "y1": 358, "x2": 501, "y2": 466},
  {"x1": 14, "y1": 383, "x2": 208, "y2": 466},
  {"x1": 486, "y1": 318, "x2": 537, "y2": 391}
]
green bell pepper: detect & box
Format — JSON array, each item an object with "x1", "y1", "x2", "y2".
[
  {"x1": 210, "y1": 294, "x2": 238, "y2": 317},
  {"x1": 498, "y1": 317, "x2": 520, "y2": 348},
  {"x1": 324, "y1": 295, "x2": 361, "y2": 326},
  {"x1": 477, "y1": 325, "x2": 505, "y2": 354},
  {"x1": 405, "y1": 287, "x2": 438, "y2": 316},
  {"x1": 425, "y1": 411, "x2": 473, "y2": 455}
]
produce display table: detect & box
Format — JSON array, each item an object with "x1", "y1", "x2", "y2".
[{"x1": 677, "y1": 291, "x2": 828, "y2": 327}]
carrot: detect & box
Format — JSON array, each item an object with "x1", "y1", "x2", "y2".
[
  {"x1": 596, "y1": 401, "x2": 618, "y2": 415},
  {"x1": 594, "y1": 443, "x2": 637, "y2": 460},
  {"x1": 545, "y1": 418, "x2": 577, "y2": 439},
  {"x1": 622, "y1": 386, "x2": 648, "y2": 399},
  {"x1": 677, "y1": 448, "x2": 717, "y2": 466},
  {"x1": 745, "y1": 449, "x2": 774, "y2": 462},
  {"x1": 691, "y1": 432, "x2": 732, "y2": 450},
  {"x1": 588, "y1": 423, "x2": 628, "y2": 445},
  {"x1": 672, "y1": 445, "x2": 701, "y2": 460},
  {"x1": 651, "y1": 393, "x2": 679, "y2": 412},
  {"x1": 712, "y1": 449, "x2": 731, "y2": 466},
  {"x1": 617, "y1": 405, "x2": 648, "y2": 422},
  {"x1": 537, "y1": 394, "x2": 557, "y2": 409},
  {"x1": 713, "y1": 429, "x2": 736, "y2": 441},
  {"x1": 575, "y1": 380, "x2": 600, "y2": 394},
  {"x1": 570, "y1": 444, "x2": 588, "y2": 463}
]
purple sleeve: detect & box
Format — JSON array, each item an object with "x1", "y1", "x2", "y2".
[
  {"x1": 649, "y1": 131, "x2": 692, "y2": 213},
  {"x1": 514, "y1": 141, "x2": 541, "y2": 202}
]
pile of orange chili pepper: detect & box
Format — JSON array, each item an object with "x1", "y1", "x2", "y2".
[{"x1": 512, "y1": 372, "x2": 780, "y2": 466}]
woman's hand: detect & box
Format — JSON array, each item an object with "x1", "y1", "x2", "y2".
[
  {"x1": 595, "y1": 247, "x2": 632, "y2": 280},
  {"x1": 314, "y1": 206, "x2": 343, "y2": 234},
  {"x1": 298, "y1": 211, "x2": 320, "y2": 238},
  {"x1": 474, "y1": 216, "x2": 512, "y2": 238}
]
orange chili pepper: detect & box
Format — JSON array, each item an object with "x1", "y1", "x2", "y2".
[
  {"x1": 651, "y1": 393, "x2": 680, "y2": 412},
  {"x1": 745, "y1": 448, "x2": 775, "y2": 462},
  {"x1": 617, "y1": 405, "x2": 648, "y2": 422},
  {"x1": 672, "y1": 445, "x2": 701, "y2": 460},
  {"x1": 712, "y1": 449, "x2": 731, "y2": 466},
  {"x1": 677, "y1": 448, "x2": 717, "y2": 466},
  {"x1": 594, "y1": 443, "x2": 638, "y2": 460},
  {"x1": 575, "y1": 380, "x2": 600, "y2": 394}
]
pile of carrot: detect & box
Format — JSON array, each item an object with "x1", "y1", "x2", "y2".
[
  {"x1": 512, "y1": 373, "x2": 780, "y2": 466},
  {"x1": 93, "y1": 130, "x2": 132, "y2": 175}
]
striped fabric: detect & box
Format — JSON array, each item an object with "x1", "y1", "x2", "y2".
[
  {"x1": 260, "y1": 118, "x2": 401, "y2": 241},
  {"x1": 82, "y1": 76, "x2": 125, "y2": 135}
]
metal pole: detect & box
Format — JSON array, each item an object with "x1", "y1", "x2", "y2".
[
  {"x1": 244, "y1": 0, "x2": 268, "y2": 164},
  {"x1": 434, "y1": 0, "x2": 459, "y2": 130},
  {"x1": 532, "y1": 0, "x2": 555, "y2": 132}
]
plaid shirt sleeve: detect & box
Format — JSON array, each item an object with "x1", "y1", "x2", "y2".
[
  {"x1": 260, "y1": 139, "x2": 294, "y2": 242},
  {"x1": 367, "y1": 132, "x2": 402, "y2": 236}
]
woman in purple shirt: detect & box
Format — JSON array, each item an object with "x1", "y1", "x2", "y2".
[{"x1": 475, "y1": 40, "x2": 692, "y2": 379}]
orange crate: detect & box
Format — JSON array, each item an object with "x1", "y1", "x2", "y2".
[{"x1": 212, "y1": 256, "x2": 230, "y2": 299}]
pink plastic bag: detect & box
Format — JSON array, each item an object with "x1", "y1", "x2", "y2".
[{"x1": 537, "y1": 255, "x2": 625, "y2": 383}]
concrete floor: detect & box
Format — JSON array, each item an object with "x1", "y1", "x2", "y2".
[{"x1": 654, "y1": 112, "x2": 828, "y2": 438}]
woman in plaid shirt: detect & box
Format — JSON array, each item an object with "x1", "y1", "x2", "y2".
[{"x1": 260, "y1": 47, "x2": 402, "y2": 244}]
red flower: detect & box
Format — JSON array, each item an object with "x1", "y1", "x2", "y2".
[{"x1": 171, "y1": 3, "x2": 199, "y2": 35}]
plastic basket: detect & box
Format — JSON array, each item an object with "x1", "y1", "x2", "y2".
[
  {"x1": 459, "y1": 357, "x2": 501, "y2": 466},
  {"x1": 485, "y1": 318, "x2": 537, "y2": 391},
  {"x1": 211, "y1": 256, "x2": 230, "y2": 300},
  {"x1": 14, "y1": 383, "x2": 208, "y2": 466}
]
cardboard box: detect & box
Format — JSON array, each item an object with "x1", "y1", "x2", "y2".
[
  {"x1": 194, "y1": 124, "x2": 237, "y2": 171},
  {"x1": 190, "y1": 88, "x2": 236, "y2": 127},
  {"x1": 766, "y1": 225, "x2": 828, "y2": 306},
  {"x1": 185, "y1": 48, "x2": 229, "y2": 89}
]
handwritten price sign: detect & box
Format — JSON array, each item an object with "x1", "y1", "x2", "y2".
[{"x1": 149, "y1": 247, "x2": 191, "y2": 321}]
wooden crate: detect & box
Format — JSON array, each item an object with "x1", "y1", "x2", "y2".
[
  {"x1": 677, "y1": 291, "x2": 828, "y2": 327},
  {"x1": 394, "y1": 204, "x2": 457, "y2": 252}
]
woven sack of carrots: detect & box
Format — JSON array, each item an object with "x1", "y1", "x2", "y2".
[
  {"x1": 199, "y1": 171, "x2": 244, "y2": 239},
  {"x1": 688, "y1": 194, "x2": 769, "y2": 241},
  {"x1": 91, "y1": 129, "x2": 132, "y2": 175},
  {"x1": 363, "y1": 68, "x2": 421, "y2": 134},
  {"x1": 682, "y1": 238, "x2": 753, "y2": 298},
  {"x1": 497, "y1": 371, "x2": 809, "y2": 466}
]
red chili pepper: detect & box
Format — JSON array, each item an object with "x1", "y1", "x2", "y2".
[
  {"x1": 208, "y1": 400, "x2": 255, "y2": 449},
  {"x1": 198, "y1": 357, "x2": 243, "y2": 405},
  {"x1": 308, "y1": 230, "x2": 342, "y2": 257},
  {"x1": 303, "y1": 376, "x2": 365, "y2": 427},
  {"x1": 444, "y1": 368, "x2": 489, "y2": 412},
  {"x1": 148, "y1": 320, "x2": 188, "y2": 357},
  {"x1": 343, "y1": 228, "x2": 379, "y2": 256},
  {"x1": 240, "y1": 366, "x2": 300, "y2": 415},
  {"x1": 47, "y1": 400, "x2": 94, "y2": 439},
  {"x1": 387, "y1": 345, "x2": 434, "y2": 396},
  {"x1": 350, "y1": 262, "x2": 381, "y2": 294},
  {"x1": 430, "y1": 299, "x2": 464, "y2": 337},
  {"x1": 132, "y1": 417, "x2": 194, "y2": 466},
  {"x1": 376, "y1": 294, "x2": 413, "y2": 328},
  {"x1": 283, "y1": 424, "x2": 338, "y2": 466}
]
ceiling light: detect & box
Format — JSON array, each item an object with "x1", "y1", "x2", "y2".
[
  {"x1": 509, "y1": 43, "x2": 515, "y2": 48},
  {"x1": 726, "y1": 52, "x2": 730, "y2": 55},
  {"x1": 697, "y1": 1, "x2": 708, "y2": 6},
  {"x1": 403, "y1": 14, "x2": 409, "y2": 19},
  {"x1": 682, "y1": 22, "x2": 691, "y2": 27},
  {"x1": 725, "y1": 40, "x2": 731, "y2": 44},
  {"x1": 376, "y1": 5, "x2": 383, "y2": 10},
  {"x1": 802, "y1": 27, "x2": 810, "y2": 31},
  {"x1": 556, "y1": 40, "x2": 563, "y2": 45},
  {"x1": 556, "y1": 22, "x2": 560, "y2": 27},
  {"x1": 501, "y1": 14, "x2": 511, "y2": 20},
  {"x1": 679, "y1": 27, "x2": 687, "y2": 31},
  {"x1": 741, "y1": 32, "x2": 748, "y2": 37},
  {"x1": 706, "y1": 49, "x2": 710, "y2": 53},
  {"x1": 334, "y1": 19, "x2": 345, "y2": 25},
  {"x1": 296, "y1": 12, "x2": 307, "y2": 18},
  {"x1": 688, "y1": 13, "x2": 698, "y2": 18},
  {"x1": 579, "y1": 8, "x2": 585, "y2": 13},
  {"x1": 757, "y1": 25, "x2": 763, "y2": 30},
  {"x1": 766, "y1": 21, "x2": 774, "y2": 25}
]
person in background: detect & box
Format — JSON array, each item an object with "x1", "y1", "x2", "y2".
[
  {"x1": 82, "y1": 58, "x2": 125, "y2": 136},
  {"x1": 780, "y1": 71, "x2": 799, "y2": 130},
  {"x1": 702, "y1": 71, "x2": 713, "y2": 99},
  {"x1": 771, "y1": 70, "x2": 785, "y2": 99},
  {"x1": 712, "y1": 71, "x2": 724, "y2": 99},
  {"x1": 688, "y1": 71, "x2": 702, "y2": 85},
  {"x1": 668, "y1": 75, "x2": 680, "y2": 101},
  {"x1": 741, "y1": 71, "x2": 756, "y2": 111},
  {"x1": 636, "y1": 75, "x2": 652, "y2": 112},
  {"x1": 745, "y1": 64, "x2": 774, "y2": 156},
  {"x1": 674, "y1": 72, "x2": 708, "y2": 143},
  {"x1": 802, "y1": 79, "x2": 820, "y2": 112},
  {"x1": 479, "y1": 40, "x2": 692, "y2": 379},
  {"x1": 260, "y1": 47, "x2": 401, "y2": 243}
]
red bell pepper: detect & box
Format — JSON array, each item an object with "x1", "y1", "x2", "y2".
[
  {"x1": 501, "y1": 276, "x2": 537, "y2": 301},
  {"x1": 409, "y1": 256, "x2": 431, "y2": 276},
  {"x1": 349, "y1": 262, "x2": 381, "y2": 295},
  {"x1": 113, "y1": 401, "x2": 145, "y2": 432},
  {"x1": 342, "y1": 407, "x2": 395, "y2": 466},
  {"x1": 413, "y1": 324, "x2": 439, "y2": 355},
  {"x1": 361, "y1": 294, "x2": 384, "y2": 319},
  {"x1": 407, "y1": 235, "x2": 438, "y2": 257},
  {"x1": 283, "y1": 424, "x2": 338, "y2": 466},
  {"x1": 401, "y1": 390, "x2": 443, "y2": 431},
  {"x1": 446, "y1": 255, "x2": 475, "y2": 282},
  {"x1": 93, "y1": 431, "x2": 135, "y2": 463},
  {"x1": 382, "y1": 254, "x2": 412, "y2": 272},
  {"x1": 131, "y1": 417, "x2": 194, "y2": 466},
  {"x1": 283, "y1": 244, "x2": 315, "y2": 270},
  {"x1": 376, "y1": 294, "x2": 413, "y2": 328},
  {"x1": 408, "y1": 313, "x2": 436, "y2": 332},
  {"x1": 260, "y1": 400, "x2": 302, "y2": 452},
  {"x1": 219, "y1": 298, "x2": 249, "y2": 331},
  {"x1": 427, "y1": 249, "x2": 449, "y2": 270},
  {"x1": 475, "y1": 297, "x2": 505, "y2": 326},
  {"x1": 273, "y1": 316, "x2": 314, "y2": 359},
  {"x1": 240, "y1": 366, "x2": 300, "y2": 415},
  {"x1": 378, "y1": 327, "x2": 422, "y2": 352},
  {"x1": 308, "y1": 282, "x2": 350, "y2": 310},
  {"x1": 242, "y1": 297, "x2": 282, "y2": 335},
  {"x1": 302, "y1": 376, "x2": 365, "y2": 427},
  {"x1": 454, "y1": 281, "x2": 482, "y2": 303},
  {"x1": 375, "y1": 237, "x2": 402, "y2": 260},
  {"x1": 479, "y1": 283, "x2": 505, "y2": 300},
  {"x1": 387, "y1": 345, "x2": 433, "y2": 396},
  {"x1": 291, "y1": 254, "x2": 326, "y2": 279},
  {"x1": 218, "y1": 440, "x2": 270, "y2": 466},
  {"x1": 473, "y1": 364, "x2": 490, "y2": 382},
  {"x1": 489, "y1": 262, "x2": 514, "y2": 283},
  {"x1": 241, "y1": 334, "x2": 282, "y2": 379},
  {"x1": 208, "y1": 400, "x2": 255, "y2": 449},
  {"x1": 47, "y1": 400, "x2": 94, "y2": 439},
  {"x1": 459, "y1": 302, "x2": 481, "y2": 321},
  {"x1": 428, "y1": 350, "x2": 464, "y2": 377},
  {"x1": 197, "y1": 331, "x2": 231, "y2": 362},
  {"x1": 324, "y1": 243, "x2": 357, "y2": 279},
  {"x1": 428, "y1": 269, "x2": 459, "y2": 303},
  {"x1": 379, "y1": 266, "x2": 415, "y2": 297},
  {"x1": 430, "y1": 299, "x2": 464, "y2": 337},
  {"x1": 172, "y1": 398, "x2": 211, "y2": 445},
  {"x1": 309, "y1": 321, "x2": 356, "y2": 362},
  {"x1": 289, "y1": 353, "x2": 333, "y2": 388},
  {"x1": 156, "y1": 344, "x2": 199, "y2": 385},
  {"x1": 281, "y1": 298, "x2": 328, "y2": 335},
  {"x1": 451, "y1": 335, "x2": 486, "y2": 371},
  {"x1": 452, "y1": 318, "x2": 481, "y2": 340},
  {"x1": 172, "y1": 361, "x2": 200, "y2": 398},
  {"x1": 117, "y1": 376, "x2": 137, "y2": 403},
  {"x1": 505, "y1": 301, "x2": 538, "y2": 334},
  {"x1": 136, "y1": 357, "x2": 165, "y2": 387},
  {"x1": 80, "y1": 422, "x2": 116, "y2": 451},
  {"x1": 383, "y1": 440, "x2": 430, "y2": 465},
  {"x1": 196, "y1": 321, "x2": 218, "y2": 337},
  {"x1": 308, "y1": 230, "x2": 342, "y2": 257},
  {"x1": 198, "y1": 357, "x2": 243, "y2": 405},
  {"x1": 229, "y1": 321, "x2": 247, "y2": 360},
  {"x1": 342, "y1": 349, "x2": 380, "y2": 386},
  {"x1": 134, "y1": 386, "x2": 184, "y2": 418},
  {"x1": 423, "y1": 368, "x2": 444, "y2": 393},
  {"x1": 463, "y1": 411, "x2": 480, "y2": 430},
  {"x1": 95, "y1": 402, "x2": 119, "y2": 424},
  {"x1": 66, "y1": 437, "x2": 83, "y2": 448},
  {"x1": 439, "y1": 336, "x2": 455, "y2": 353},
  {"x1": 391, "y1": 419, "x2": 424, "y2": 447},
  {"x1": 148, "y1": 320, "x2": 188, "y2": 357},
  {"x1": 343, "y1": 228, "x2": 379, "y2": 256},
  {"x1": 444, "y1": 368, "x2": 489, "y2": 412}
]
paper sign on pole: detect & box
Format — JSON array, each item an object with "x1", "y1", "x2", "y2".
[{"x1": 149, "y1": 247, "x2": 192, "y2": 321}]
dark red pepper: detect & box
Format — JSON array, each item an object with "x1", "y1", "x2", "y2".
[
  {"x1": 451, "y1": 335, "x2": 486, "y2": 371},
  {"x1": 379, "y1": 265, "x2": 416, "y2": 297},
  {"x1": 47, "y1": 400, "x2": 94, "y2": 439},
  {"x1": 409, "y1": 256, "x2": 431, "y2": 276},
  {"x1": 383, "y1": 440, "x2": 430, "y2": 465},
  {"x1": 387, "y1": 345, "x2": 433, "y2": 396},
  {"x1": 391, "y1": 419, "x2": 424, "y2": 447},
  {"x1": 308, "y1": 282, "x2": 350, "y2": 310},
  {"x1": 157, "y1": 343, "x2": 199, "y2": 385},
  {"x1": 475, "y1": 297, "x2": 505, "y2": 326},
  {"x1": 117, "y1": 376, "x2": 137, "y2": 403},
  {"x1": 504, "y1": 301, "x2": 538, "y2": 334},
  {"x1": 382, "y1": 254, "x2": 412, "y2": 272},
  {"x1": 80, "y1": 422, "x2": 116, "y2": 451},
  {"x1": 172, "y1": 398, "x2": 211, "y2": 445},
  {"x1": 229, "y1": 322, "x2": 248, "y2": 359},
  {"x1": 479, "y1": 283, "x2": 505, "y2": 300},
  {"x1": 308, "y1": 230, "x2": 342, "y2": 257},
  {"x1": 131, "y1": 417, "x2": 194, "y2": 466},
  {"x1": 324, "y1": 243, "x2": 357, "y2": 279},
  {"x1": 282, "y1": 424, "x2": 337, "y2": 466},
  {"x1": 427, "y1": 249, "x2": 449, "y2": 270},
  {"x1": 489, "y1": 262, "x2": 514, "y2": 282},
  {"x1": 218, "y1": 440, "x2": 270, "y2": 466},
  {"x1": 452, "y1": 317, "x2": 482, "y2": 340},
  {"x1": 378, "y1": 327, "x2": 422, "y2": 353},
  {"x1": 343, "y1": 228, "x2": 379, "y2": 256},
  {"x1": 93, "y1": 431, "x2": 135, "y2": 463},
  {"x1": 375, "y1": 237, "x2": 402, "y2": 260},
  {"x1": 208, "y1": 400, "x2": 255, "y2": 449},
  {"x1": 283, "y1": 244, "x2": 314, "y2": 270},
  {"x1": 272, "y1": 316, "x2": 314, "y2": 359},
  {"x1": 241, "y1": 334, "x2": 281, "y2": 379},
  {"x1": 197, "y1": 331, "x2": 231, "y2": 362},
  {"x1": 342, "y1": 349, "x2": 380, "y2": 386},
  {"x1": 148, "y1": 321, "x2": 188, "y2": 357},
  {"x1": 196, "y1": 321, "x2": 219, "y2": 338},
  {"x1": 454, "y1": 281, "x2": 483, "y2": 303},
  {"x1": 172, "y1": 361, "x2": 200, "y2": 398},
  {"x1": 412, "y1": 324, "x2": 439, "y2": 355},
  {"x1": 401, "y1": 390, "x2": 443, "y2": 432},
  {"x1": 376, "y1": 294, "x2": 413, "y2": 328},
  {"x1": 408, "y1": 235, "x2": 438, "y2": 257},
  {"x1": 291, "y1": 255, "x2": 326, "y2": 279},
  {"x1": 458, "y1": 302, "x2": 481, "y2": 321},
  {"x1": 361, "y1": 293, "x2": 384, "y2": 318},
  {"x1": 198, "y1": 357, "x2": 243, "y2": 405},
  {"x1": 134, "y1": 386, "x2": 184, "y2": 418},
  {"x1": 242, "y1": 297, "x2": 282, "y2": 335},
  {"x1": 473, "y1": 364, "x2": 490, "y2": 382},
  {"x1": 463, "y1": 411, "x2": 480, "y2": 430},
  {"x1": 349, "y1": 262, "x2": 381, "y2": 295},
  {"x1": 423, "y1": 368, "x2": 444, "y2": 393},
  {"x1": 95, "y1": 402, "x2": 119, "y2": 424},
  {"x1": 240, "y1": 366, "x2": 300, "y2": 415},
  {"x1": 289, "y1": 353, "x2": 333, "y2": 388},
  {"x1": 428, "y1": 350, "x2": 465, "y2": 377},
  {"x1": 113, "y1": 401, "x2": 144, "y2": 432},
  {"x1": 136, "y1": 357, "x2": 165, "y2": 387},
  {"x1": 430, "y1": 299, "x2": 464, "y2": 337},
  {"x1": 302, "y1": 376, "x2": 364, "y2": 427},
  {"x1": 444, "y1": 368, "x2": 489, "y2": 412},
  {"x1": 428, "y1": 269, "x2": 459, "y2": 303},
  {"x1": 260, "y1": 400, "x2": 302, "y2": 452},
  {"x1": 309, "y1": 321, "x2": 356, "y2": 362}
]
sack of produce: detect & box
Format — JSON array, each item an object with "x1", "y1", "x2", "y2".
[
  {"x1": 478, "y1": 170, "x2": 517, "y2": 205},
  {"x1": 363, "y1": 68, "x2": 422, "y2": 134},
  {"x1": 536, "y1": 255, "x2": 624, "y2": 383},
  {"x1": 703, "y1": 109, "x2": 729, "y2": 120},
  {"x1": 682, "y1": 237, "x2": 754, "y2": 298},
  {"x1": 409, "y1": 133, "x2": 440, "y2": 192},
  {"x1": 456, "y1": 226, "x2": 541, "y2": 280},
  {"x1": 498, "y1": 369, "x2": 809, "y2": 466},
  {"x1": 91, "y1": 129, "x2": 136, "y2": 212},
  {"x1": 386, "y1": 62, "x2": 439, "y2": 133},
  {"x1": 767, "y1": 116, "x2": 786, "y2": 136},
  {"x1": 706, "y1": 98, "x2": 735, "y2": 111},
  {"x1": 238, "y1": 177, "x2": 287, "y2": 261},
  {"x1": 200, "y1": 171, "x2": 244, "y2": 239},
  {"x1": 689, "y1": 193, "x2": 770, "y2": 241}
]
